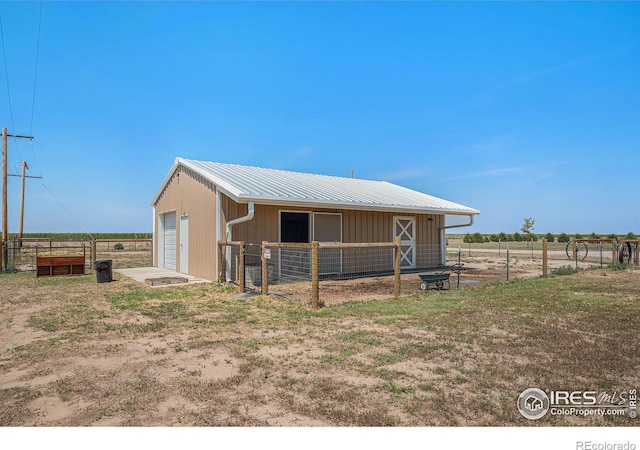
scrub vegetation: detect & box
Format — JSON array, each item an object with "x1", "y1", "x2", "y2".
[{"x1": 0, "y1": 266, "x2": 638, "y2": 426}]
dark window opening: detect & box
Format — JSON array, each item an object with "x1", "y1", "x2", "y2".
[{"x1": 281, "y1": 212, "x2": 309, "y2": 243}]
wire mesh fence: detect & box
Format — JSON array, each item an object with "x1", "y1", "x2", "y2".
[
  {"x1": 444, "y1": 238, "x2": 638, "y2": 282},
  {"x1": 218, "y1": 237, "x2": 640, "y2": 308},
  {"x1": 218, "y1": 240, "x2": 403, "y2": 307}
]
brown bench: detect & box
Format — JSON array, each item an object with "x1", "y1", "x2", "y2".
[{"x1": 36, "y1": 255, "x2": 86, "y2": 278}]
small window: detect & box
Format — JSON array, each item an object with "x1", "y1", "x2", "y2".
[{"x1": 280, "y1": 212, "x2": 310, "y2": 243}]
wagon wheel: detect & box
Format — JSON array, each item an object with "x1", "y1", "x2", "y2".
[
  {"x1": 618, "y1": 241, "x2": 632, "y2": 264},
  {"x1": 565, "y1": 241, "x2": 588, "y2": 261},
  {"x1": 420, "y1": 281, "x2": 428, "y2": 291}
]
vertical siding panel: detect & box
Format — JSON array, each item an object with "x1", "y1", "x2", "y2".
[
  {"x1": 352, "y1": 211, "x2": 358, "y2": 243},
  {"x1": 365, "y1": 212, "x2": 371, "y2": 242}
]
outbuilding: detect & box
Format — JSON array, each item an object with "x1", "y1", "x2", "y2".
[{"x1": 151, "y1": 158, "x2": 480, "y2": 282}]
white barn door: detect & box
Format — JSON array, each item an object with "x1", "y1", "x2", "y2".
[
  {"x1": 163, "y1": 212, "x2": 177, "y2": 270},
  {"x1": 394, "y1": 216, "x2": 416, "y2": 269},
  {"x1": 313, "y1": 212, "x2": 342, "y2": 275}
]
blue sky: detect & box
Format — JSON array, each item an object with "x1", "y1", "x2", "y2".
[{"x1": 1, "y1": 1, "x2": 638, "y2": 235}]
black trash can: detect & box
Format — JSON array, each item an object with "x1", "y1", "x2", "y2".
[{"x1": 94, "y1": 259, "x2": 113, "y2": 283}]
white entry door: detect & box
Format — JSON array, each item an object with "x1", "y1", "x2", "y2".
[
  {"x1": 394, "y1": 216, "x2": 416, "y2": 269},
  {"x1": 180, "y1": 215, "x2": 189, "y2": 274}
]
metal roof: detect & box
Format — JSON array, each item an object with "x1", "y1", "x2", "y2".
[{"x1": 153, "y1": 157, "x2": 480, "y2": 215}]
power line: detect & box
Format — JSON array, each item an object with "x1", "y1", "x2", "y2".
[
  {"x1": 28, "y1": 1, "x2": 44, "y2": 177},
  {"x1": 39, "y1": 179, "x2": 94, "y2": 240},
  {"x1": 29, "y1": 0, "x2": 43, "y2": 136},
  {"x1": 0, "y1": 15, "x2": 23, "y2": 164},
  {"x1": 0, "y1": 16, "x2": 14, "y2": 132}
]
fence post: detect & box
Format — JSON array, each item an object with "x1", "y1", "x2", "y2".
[
  {"x1": 91, "y1": 238, "x2": 97, "y2": 265},
  {"x1": 542, "y1": 239, "x2": 548, "y2": 276},
  {"x1": 506, "y1": 241, "x2": 510, "y2": 281},
  {"x1": 311, "y1": 241, "x2": 319, "y2": 310},
  {"x1": 612, "y1": 239, "x2": 617, "y2": 264},
  {"x1": 572, "y1": 238, "x2": 578, "y2": 270},
  {"x1": 531, "y1": 239, "x2": 534, "y2": 259},
  {"x1": 600, "y1": 242, "x2": 603, "y2": 268},
  {"x1": 0, "y1": 240, "x2": 4, "y2": 272},
  {"x1": 394, "y1": 236, "x2": 401, "y2": 297},
  {"x1": 261, "y1": 241, "x2": 269, "y2": 296},
  {"x1": 238, "y1": 241, "x2": 245, "y2": 292},
  {"x1": 217, "y1": 242, "x2": 224, "y2": 282}
]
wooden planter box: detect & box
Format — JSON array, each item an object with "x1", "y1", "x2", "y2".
[{"x1": 36, "y1": 256, "x2": 86, "y2": 278}]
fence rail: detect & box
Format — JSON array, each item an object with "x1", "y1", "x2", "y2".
[
  {"x1": 1, "y1": 238, "x2": 152, "y2": 273},
  {"x1": 219, "y1": 239, "x2": 403, "y2": 309},
  {"x1": 218, "y1": 238, "x2": 639, "y2": 307}
]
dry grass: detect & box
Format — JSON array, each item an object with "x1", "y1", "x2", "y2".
[{"x1": 0, "y1": 266, "x2": 638, "y2": 426}]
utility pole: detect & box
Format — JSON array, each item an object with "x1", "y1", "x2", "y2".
[
  {"x1": 2, "y1": 128, "x2": 7, "y2": 247},
  {"x1": 16, "y1": 161, "x2": 43, "y2": 246},
  {"x1": 7, "y1": 166, "x2": 42, "y2": 248},
  {"x1": 1, "y1": 128, "x2": 35, "y2": 271},
  {"x1": 19, "y1": 161, "x2": 27, "y2": 245}
]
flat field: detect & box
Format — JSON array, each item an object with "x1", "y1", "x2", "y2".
[{"x1": 0, "y1": 266, "x2": 638, "y2": 426}]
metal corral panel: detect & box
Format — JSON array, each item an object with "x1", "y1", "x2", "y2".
[{"x1": 153, "y1": 158, "x2": 480, "y2": 216}]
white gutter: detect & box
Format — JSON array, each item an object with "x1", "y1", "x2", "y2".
[
  {"x1": 225, "y1": 201, "x2": 255, "y2": 242},
  {"x1": 442, "y1": 214, "x2": 475, "y2": 230},
  {"x1": 440, "y1": 214, "x2": 475, "y2": 265}
]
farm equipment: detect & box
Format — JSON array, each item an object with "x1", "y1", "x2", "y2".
[
  {"x1": 618, "y1": 240, "x2": 638, "y2": 264},
  {"x1": 565, "y1": 238, "x2": 639, "y2": 265},
  {"x1": 419, "y1": 263, "x2": 464, "y2": 291}
]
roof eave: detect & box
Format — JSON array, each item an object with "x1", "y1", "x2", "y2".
[{"x1": 235, "y1": 195, "x2": 480, "y2": 216}]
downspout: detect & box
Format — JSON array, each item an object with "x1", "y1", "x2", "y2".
[
  {"x1": 226, "y1": 202, "x2": 255, "y2": 242},
  {"x1": 224, "y1": 202, "x2": 255, "y2": 282},
  {"x1": 440, "y1": 214, "x2": 475, "y2": 265}
]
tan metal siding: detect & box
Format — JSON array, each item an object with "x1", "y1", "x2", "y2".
[
  {"x1": 154, "y1": 167, "x2": 217, "y2": 281},
  {"x1": 221, "y1": 197, "x2": 443, "y2": 270}
]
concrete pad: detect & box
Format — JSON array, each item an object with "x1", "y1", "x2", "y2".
[{"x1": 114, "y1": 267, "x2": 210, "y2": 288}]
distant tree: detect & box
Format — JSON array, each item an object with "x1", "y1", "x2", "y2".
[
  {"x1": 513, "y1": 232, "x2": 522, "y2": 242},
  {"x1": 590, "y1": 232, "x2": 600, "y2": 239},
  {"x1": 625, "y1": 232, "x2": 637, "y2": 240},
  {"x1": 463, "y1": 232, "x2": 485, "y2": 244},
  {"x1": 557, "y1": 233, "x2": 570, "y2": 243},
  {"x1": 607, "y1": 234, "x2": 618, "y2": 239},
  {"x1": 544, "y1": 232, "x2": 555, "y2": 243},
  {"x1": 489, "y1": 234, "x2": 499, "y2": 242},
  {"x1": 521, "y1": 218, "x2": 536, "y2": 247},
  {"x1": 498, "y1": 232, "x2": 508, "y2": 242},
  {"x1": 575, "y1": 233, "x2": 584, "y2": 239},
  {"x1": 521, "y1": 218, "x2": 535, "y2": 235}
]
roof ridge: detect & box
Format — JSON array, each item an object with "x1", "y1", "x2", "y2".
[
  {"x1": 181, "y1": 158, "x2": 387, "y2": 184},
  {"x1": 161, "y1": 157, "x2": 480, "y2": 215}
]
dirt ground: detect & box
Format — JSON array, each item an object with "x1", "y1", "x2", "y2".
[
  {"x1": 1, "y1": 255, "x2": 637, "y2": 427},
  {"x1": 276, "y1": 253, "x2": 578, "y2": 306}
]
